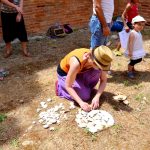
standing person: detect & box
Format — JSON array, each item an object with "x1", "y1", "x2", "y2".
[
  {"x1": 124, "y1": 15, "x2": 146, "y2": 79},
  {"x1": 56, "y1": 46, "x2": 113, "y2": 112},
  {"x1": 89, "y1": 0, "x2": 114, "y2": 50},
  {"x1": 1, "y1": 0, "x2": 30, "y2": 58},
  {"x1": 116, "y1": 0, "x2": 139, "y2": 51}
]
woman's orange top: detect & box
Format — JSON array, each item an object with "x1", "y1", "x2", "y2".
[{"x1": 60, "y1": 48, "x2": 90, "y2": 73}]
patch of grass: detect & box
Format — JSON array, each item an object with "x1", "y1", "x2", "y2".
[
  {"x1": 134, "y1": 84, "x2": 143, "y2": 89},
  {"x1": 135, "y1": 93, "x2": 144, "y2": 102},
  {"x1": 0, "y1": 114, "x2": 7, "y2": 122},
  {"x1": 123, "y1": 80, "x2": 129, "y2": 86},
  {"x1": 84, "y1": 128, "x2": 97, "y2": 141},
  {"x1": 10, "y1": 138, "x2": 19, "y2": 148},
  {"x1": 112, "y1": 124, "x2": 122, "y2": 130}
]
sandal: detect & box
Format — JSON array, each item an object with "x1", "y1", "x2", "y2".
[
  {"x1": 23, "y1": 51, "x2": 31, "y2": 57},
  {"x1": 4, "y1": 51, "x2": 12, "y2": 58}
]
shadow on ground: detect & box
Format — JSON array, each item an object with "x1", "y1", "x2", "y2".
[{"x1": 108, "y1": 70, "x2": 150, "y2": 85}]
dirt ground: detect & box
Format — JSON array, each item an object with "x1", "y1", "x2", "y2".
[{"x1": 0, "y1": 28, "x2": 150, "y2": 150}]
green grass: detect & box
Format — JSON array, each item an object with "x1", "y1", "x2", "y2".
[
  {"x1": 123, "y1": 80, "x2": 129, "y2": 86},
  {"x1": 10, "y1": 138, "x2": 19, "y2": 148},
  {"x1": 135, "y1": 93, "x2": 144, "y2": 102},
  {"x1": 0, "y1": 114, "x2": 7, "y2": 122}
]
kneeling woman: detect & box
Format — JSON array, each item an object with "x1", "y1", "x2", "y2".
[{"x1": 56, "y1": 46, "x2": 113, "y2": 112}]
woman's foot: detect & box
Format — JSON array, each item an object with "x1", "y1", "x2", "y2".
[
  {"x1": 22, "y1": 51, "x2": 31, "y2": 57},
  {"x1": 4, "y1": 51, "x2": 12, "y2": 58}
]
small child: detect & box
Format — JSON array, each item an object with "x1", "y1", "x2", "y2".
[
  {"x1": 124, "y1": 15, "x2": 146, "y2": 78},
  {"x1": 116, "y1": 0, "x2": 139, "y2": 52}
]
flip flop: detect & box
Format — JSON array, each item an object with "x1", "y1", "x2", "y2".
[
  {"x1": 4, "y1": 52, "x2": 12, "y2": 58},
  {"x1": 23, "y1": 51, "x2": 31, "y2": 57}
]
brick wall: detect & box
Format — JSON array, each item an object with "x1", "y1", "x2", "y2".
[
  {"x1": 0, "y1": 0, "x2": 92, "y2": 38},
  {"x1": 114, "y1": 0, "x2": 150, "y2": 25},
  {"x1": 0, "y1": 0, "x2": 150, "y2": 39}
]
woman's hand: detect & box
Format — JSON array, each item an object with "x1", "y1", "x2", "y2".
[
  {"x1": 91, "y1": 96, "x2": 99, "y2": 110},
  {"x1": 15, "y1": 5, "x2": 23, "y2": 14},
  {"x1": 16, "y1": 13, "x2": 22, "y2": 22},
  {"x1": 79, "y1": 101, "x2": 91, "y2": 112}
]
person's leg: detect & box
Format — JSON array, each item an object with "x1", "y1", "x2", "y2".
[
  {"x1": 17, "y1": 15, "x2": 30, "y2": 57},
  {"x1": 4, "y1": 42, "x2": 12, "y2": 58},
  {"x1": 127, "y1": 59, "x2": 136, "y2": 78},
  {"x1": 132, "y1": 58, "x2": 142, "y2": 72},
  {"x1": 21, "y1": 41, "x2": 31, "y2": 57},
  {"x1": 57, "y1": 69, "x2": 101, "y2": 102},
  {"x1": 116, "y1": 42, "x2": 121, "y2": 51},
  {"x1": 57, "y1": 74, "x2": 91, "y2": 101},
  {"x1": 89, "y1": 15, "x2": 108, "y2": 50}
]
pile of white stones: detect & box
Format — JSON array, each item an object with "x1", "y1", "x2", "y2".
[
  {"x1": 37, "y1": 99, "x2": 76, "y2": 130},
  {"x1": 75, "y1": 109, "x2": 115, "y2": 133}
]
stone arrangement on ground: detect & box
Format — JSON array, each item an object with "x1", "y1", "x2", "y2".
[
  {"x1": 36, "y1": 98, "x2": 115, "y2": 133},
  {"x1": 37, "y1": 99, "x2": 76, "y2": 130},
  {"x1": 75, "y1": 109, "x2": 115, "y2": 133}
]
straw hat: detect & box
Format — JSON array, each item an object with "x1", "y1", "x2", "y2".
[
  {"x1": 92, "y1": 46, "x2": 113, "y2": 71},
  {"x1": 132, "y1": 15, "x2": 146, "y2": 24}
]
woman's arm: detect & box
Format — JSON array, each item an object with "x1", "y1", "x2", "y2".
[
  {"x1": 121, "y1": 3, "x2": 131, "y2": 32},
  {"x1": 91, "y1": 70, "x2": 107, "y2": 109},
  {"x1": 1, "y1": 0, "x2": 23, "y2": 14},
  {"x1": 19, "y1": 0, "x2": 23, "y2": 10},
  {"x1": 65, "y1": 57, "x2": 91, "y2": 112}
]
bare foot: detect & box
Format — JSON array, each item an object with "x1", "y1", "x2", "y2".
[
  {"x1": 23, "y1": 51, "x2": 31, "y2": 57},
  {"x1": 4, "y1": 51, "x2": 12, "y2": 58}
]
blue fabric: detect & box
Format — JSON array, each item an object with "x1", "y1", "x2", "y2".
[
  {"x1": 89, "y1": 15, "x2": 110, "y2": 49},
  {"x1": 111, "y1": 21, "x2": 124, "y2": 32}
]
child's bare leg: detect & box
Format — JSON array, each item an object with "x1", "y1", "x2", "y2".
[
  {"x1": 116, "y1": 42, "x2": 121, "y2": 51},
  {"x1": 4, "y1": 42, "x2": 12, "y2": 58},
  {"x1": 128, "y1": 64, "x2": 133, "y2": 72},
  {"x1": 21, "y1": 42, "x2": 31, "y2": 57}
]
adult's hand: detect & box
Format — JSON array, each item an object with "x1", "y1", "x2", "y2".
[
  {"x1": 15, "y1": 6, "x2": 23, "y2": 14},
  {"x1": 91, "y1": 97, "x2": 99, "y2": 110},
  {"x1": 79, "y1": 101, "x2": 91, "y2": 112},
  {"x1": 16, "y1": 13, "x2": 22, "y2": 22},
  {"x1": 103, "y1": 26, "x2": 110, "y2": 36}
]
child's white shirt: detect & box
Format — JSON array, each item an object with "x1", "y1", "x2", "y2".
[{"x1": 124, "y1": 30, "x2": 146, "y2": 60}]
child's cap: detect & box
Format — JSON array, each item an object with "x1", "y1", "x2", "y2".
[{"x1": 132, "y1": 15, "x2": 146, "y2": 24}]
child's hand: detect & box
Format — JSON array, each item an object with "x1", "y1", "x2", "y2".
[
  {"x1": 128, "y1": 52, "x2": 132, "y2": 58},
  {"x1": 125, "y1": 26, "x2": 130, "y2": 33}
]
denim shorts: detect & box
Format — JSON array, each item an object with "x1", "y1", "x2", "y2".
[{"x1": 89, "y1": 15, "x2": 111, "y2": 49}]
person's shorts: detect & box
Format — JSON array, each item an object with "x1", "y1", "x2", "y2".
[{"x1": 89, "y1": 15, "x2": 111, "y2": 50}]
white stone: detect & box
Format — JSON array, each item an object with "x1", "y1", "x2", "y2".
[
  {"x1": 37, "y1": 108, "x2": 41, "y2": 113},
  {"x1": 123, "y1": 100, "x2": 129, "y2": 105},
  {"x1": 32, "y1": 121, "x2": 36, "y2": 124},
  {"x1": 113, "y1": 95, "x2": 127, "y2": 101},
  {"x1": 47, "y1": 98, "x2": 52, "y2": 102},
  {"x1": 49, "y1": 127, "x2": 55, "y2": 131},
  {"x1": 22, "y1": 140, "x2": 34, "y2": 146},
  {"x1": 75, "y1": 110, "x2": 115, "y2": 133},
  {"x1": 43, "y1": 124, "x2": 49, "y2": 129}
]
